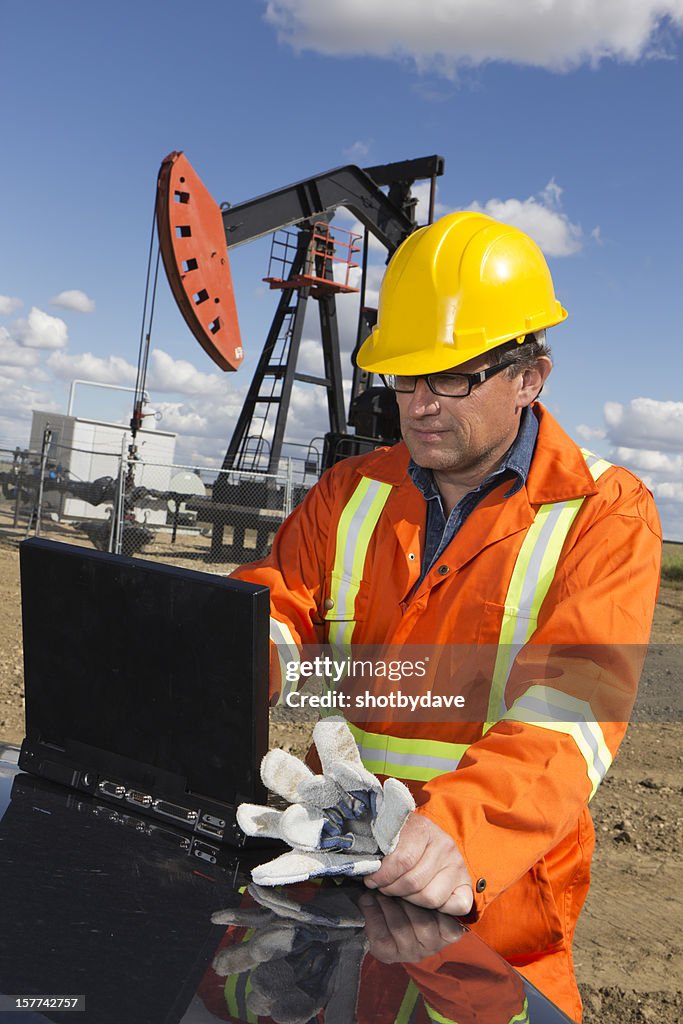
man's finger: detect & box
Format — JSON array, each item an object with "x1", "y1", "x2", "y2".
[
  {"x1": 376, "y1": 861, "x2": 466, "y2": 910},
  {"x1": 364, "y1": 826, "x2": 429, "y2": 889},
  {"x1": 435, "y1": 882, "x2": 475, "y2": 918}
]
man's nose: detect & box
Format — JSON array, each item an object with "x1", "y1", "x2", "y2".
[{"x1": 408, "y1": 378, "x2": 440, "y2": 415}]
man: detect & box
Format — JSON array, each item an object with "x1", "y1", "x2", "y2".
[{"x1": 233, "y1": 211, "x2": 662, "y2": 1019}]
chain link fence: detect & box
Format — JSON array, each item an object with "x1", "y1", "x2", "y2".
[{"x1": 0, "y1": 434, "x2": 313, "y2": 571}]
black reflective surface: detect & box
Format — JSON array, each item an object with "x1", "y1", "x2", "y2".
[{"x1": 0, "y1": 757, "x2": 572, "y2": 1023}]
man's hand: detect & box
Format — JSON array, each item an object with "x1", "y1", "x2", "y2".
[
  {"x1": 358, "y1": 891, "x2": 463, "y2": 964},
  {"x1": 363, "y1": 813, "x2": 474, "y2": 917}
]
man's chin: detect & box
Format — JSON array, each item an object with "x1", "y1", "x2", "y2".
[{"x1": 406, "y1": 444, "x2": 462, "y2": 472}]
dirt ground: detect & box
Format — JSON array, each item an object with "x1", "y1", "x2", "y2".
[{"x1": 0, "y1": 528, "x2": 681, "y2": 1023}]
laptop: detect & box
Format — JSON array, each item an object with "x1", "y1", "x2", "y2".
[
  {"x1": 18, "y1": 537, "x2": 270, "y2": 847},
  {"x1": 0, "y1": 771, "x2": 254, "y2": 1023}
]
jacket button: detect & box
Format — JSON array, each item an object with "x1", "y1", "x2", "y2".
[
  {"x1": 437, "y1": 564, "x2": 449, "y2": 576},
  {"x1": 323, "y1": 598, "x2": 335, "y2": 610},
  {"x1": 476, "y1": 878, "x2": 487, "y2": 893}
]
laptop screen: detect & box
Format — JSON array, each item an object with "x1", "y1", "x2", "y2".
[{"x1": 19, "y1": 538, "x2": 270, "y2": 808}]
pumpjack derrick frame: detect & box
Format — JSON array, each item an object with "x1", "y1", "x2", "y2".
[{"x1": 156, "y1": 152, "x2": 445, "y2": 560}]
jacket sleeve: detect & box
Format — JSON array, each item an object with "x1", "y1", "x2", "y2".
[
  {"x1": 415, "y1": 468, "x2": 662, "y2": 919},
  {"x1": 230, "y1": 468, "x2": 336, "y2": 703}
]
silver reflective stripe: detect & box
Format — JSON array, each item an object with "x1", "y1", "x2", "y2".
[
  {"x1": 327, "y1": 477, "x2": 393, "y2": 652},
  {"x1": 502, "y1": 684, "x2": 613, "y2": 799},
  {"x1": 486, "y1": 448, "x2": 614, "y2": 725},
  {"x1": 354, "y1": 737, "x2": 462, "y2": 774},
  {"x1": 269, "y1": 617, "x2": 300, "y2": 704},
  {"x1": 347, "y1": 722, "x2": 470, "y2": 782},
  {"x1": 580, "y1": 448, "x2": 612, "y2": 481}
]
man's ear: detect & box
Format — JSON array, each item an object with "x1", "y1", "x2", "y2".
[{"x1": 517, "y1": 356, "x2": 552, "y2": 408}]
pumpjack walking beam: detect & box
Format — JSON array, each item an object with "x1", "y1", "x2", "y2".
[
  {"x1": 157, "y1": 152, "x2": 444, "y2": 383},
  {"x1": 157, "y1": 152, "x2": 444, "y2": 559}
]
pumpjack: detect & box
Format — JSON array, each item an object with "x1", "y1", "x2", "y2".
[{"x1": 155, "y1": 152, "x2": 445, "y2": 560}]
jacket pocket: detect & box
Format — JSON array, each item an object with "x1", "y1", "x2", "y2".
[
  {"x1": 471, "y1": 858, "x2": 566, "y2": 960},
  {"x1": 320, "y1": 572, "x2": 370, "y2": 622},
  {"x1": 477, "y1": 600, "x2": 537, "y2": 645}
]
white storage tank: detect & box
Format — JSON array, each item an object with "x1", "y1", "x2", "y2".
[{"x1": 29, "y1": 412, "x2": 177, "y2": 525}]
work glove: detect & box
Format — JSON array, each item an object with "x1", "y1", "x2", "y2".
[
  {"x1": 211, "y1": 882, "x2": 367, "y2": 1024},
  {"x1": 237, "y1": 716, "x2": 415, "y2": 885}
]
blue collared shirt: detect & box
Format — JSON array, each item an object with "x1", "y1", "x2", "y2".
[{"x1": 408, "y1": 407, "x2": 538, "y2": 587}]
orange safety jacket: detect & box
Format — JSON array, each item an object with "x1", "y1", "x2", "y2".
[{"x1": 233, "y1": 404, "x2": 662, "y2": 1022}]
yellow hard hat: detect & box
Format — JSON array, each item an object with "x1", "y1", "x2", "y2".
[{"x1": 356, "y1": 211, "x2": 567, "y2": 375}]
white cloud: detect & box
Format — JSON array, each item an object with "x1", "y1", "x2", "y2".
[
  {"x1": 264, "y1": 1, "x2": 683, "y2": 74},
  {"x1": 154, "y1": 403, "x2": 210, "y2": 436},
  {"x1": 11, "y1": 307, "x2": 68, "y2": 350},
  {"x1": 656, "y1": 482, "x2": 683, "y2": 502},
  {"x1": 576, "y1": 424, "x2": 607, "y2": 442},
  {"x1": 652, "y1": 482, "x2": 683, "y2": 542},
  {"x1": 152, "y1": 386, "x2": 249, "y2": 457},
  {"x1": 576, "y1": 397, "x2": 683, "y2": 539},
  {"x1": 0, "y1": 295, "x2": 22, "y2": 316},
  {"x1": 148, "y1": 349, "x2": 231, "y2": 397},
  {"x1": 296, "y1": 338, "x2": 326, "y2": 376},
  {"x1": 614, "y1": 447, "x2": 683, "y2": 475},
  {"x1": 50, "y1": 289, "x2": 96, "y2": 313},
  {"x1": 0, "y1": 381, "x2": 61, "y2": 445},
  {"x1": 0, "y1": 329, "x2": 42, "y2": 369},
  {"x1": 286, "y1": 384, "x2": 330, "y2": 444},
  {"x1": 338, "y1": 178, "x2": 583, "y2": 257},
  {"x1": 46, "y1": 350, "x2": 137, "y2": 385},
  {"x1": 343, "y1": 139, "x2": 372, "y2": 161},
  {"x1": 467, "y1": 181, "x2": 584, "y2": 256},
  {"x1": 604, "y1": 398, "x2": 683, "y2": 452},
  {"x1": 0, "y1": 363, "x2": 48, "y2": 383}
]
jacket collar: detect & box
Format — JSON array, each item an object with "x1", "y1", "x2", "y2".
[{"x1": 356, "y1": 404, "x2": 599, "y2": 505}]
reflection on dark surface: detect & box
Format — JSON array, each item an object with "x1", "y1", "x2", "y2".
[{"x1": 0, "y1": 761, "x2": 571, "y2": 1023}]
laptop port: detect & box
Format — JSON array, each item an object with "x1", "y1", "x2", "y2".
[
  {"x1": 98, "y1": 780, "x2": 126, "y2": 799},
  {"x1": 196, "y1": 820, "x2": 224, "y2": 840},
  {"x1": 202, "y1": 814, "x2": 226, "y2": 828},
  {"x1": 152, "y1": 799, "x2": 199, "y2": 824},
  {"x1": 192, "y1": 840, "x2": 218, "y2": 864},
  {"x1": 125, "y1": 789, "x2": 153, "y2": 807}
]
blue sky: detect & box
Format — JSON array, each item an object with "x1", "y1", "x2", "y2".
[{"x1": 1, "y1": 1, "x2": 682, "y2": 537}]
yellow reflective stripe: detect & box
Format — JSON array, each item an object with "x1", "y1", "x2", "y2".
[
  {"x1": 409, "y1": 993, "x2": 528, "y2": 1024},
  {"x1": 395, "y1": 981, "x2": 420, "y2": 1024},
  {"x1": 510, "y1": 997, "x2": 530, "y2": 1024},
  {"x1": 269, "y1": 617, "x2": 300, "y2": 703},
  {"x1": 485, "y1": 448, "x2": 613, "y2": 727},
  {"x1": 243, "y1": 977, "x2": 257, "y2": 1024},
  {"x1": 580, "y1": 447, "x2": 612, "y2": 481},
  {"x1": 223, "y1": 974, "x2": 239, "y2": 1017},
  {"x1": 425, "y1": 1000, "x2": 459, "y2": 1022},
  {"x1": 528, "y1": 499, "x2": 583, "y2": 624},
  {"x1": 502, "y1": 685, "x2": 613, "y2": 799},
  {"x1": 485, "y1": 497, "x2": 584, "y2": 727},
  {"x1": 327, "y1": 478, "x2": 392, "y2": 650},
  {"x1": 223, "y1": 929, "x2": 258, "y2": 1022},
  {"x1": 348, "y1": 722, "x2": 470, "y2": 782}
]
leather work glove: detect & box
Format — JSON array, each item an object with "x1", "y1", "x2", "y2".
[
  {"x1": 211, "y1": 882, "x2": 367, "y2": 1024},
  {"x1": 237, "y1": 716, "x2": 415, "y2": 885}
]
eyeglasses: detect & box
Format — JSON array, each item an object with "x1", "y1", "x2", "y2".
[{"x1": 380, "y1": 358, "x2": 518, "y2": 398}]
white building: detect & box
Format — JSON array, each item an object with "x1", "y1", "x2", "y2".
[{"x1": 29, "y1": 411, "x2": 177, "y2": 525}]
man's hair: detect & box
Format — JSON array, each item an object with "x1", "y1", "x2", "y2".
[{"x1": 492, "y1": 331, "x2": 552, "y2": 377}]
